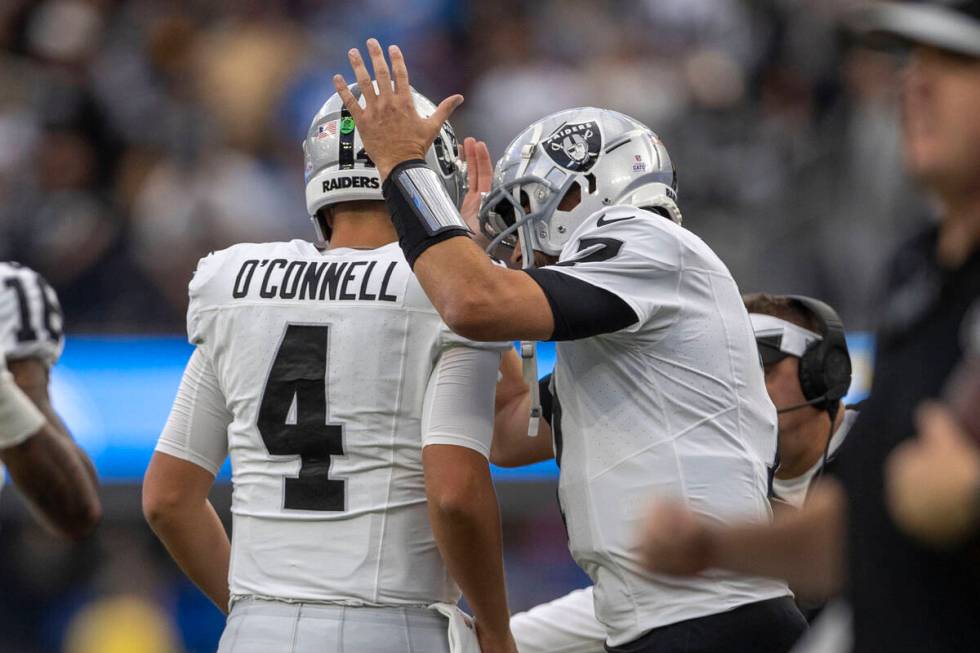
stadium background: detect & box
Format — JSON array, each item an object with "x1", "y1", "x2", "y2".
[{"x1": 0, "y1": 1, "x2": 913, "y2": 651}]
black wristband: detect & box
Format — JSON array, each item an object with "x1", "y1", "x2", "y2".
[{"x1": 382, "y1": 160, "x2": 470, "y2": 268}]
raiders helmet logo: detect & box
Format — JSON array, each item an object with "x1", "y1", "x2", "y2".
[{"x1": 543, "y1": 121, "x2": 602, "y2": 172}]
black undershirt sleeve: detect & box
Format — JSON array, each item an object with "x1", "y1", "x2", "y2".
[
  {"x1": 538, "y1": 373, "x2": 554, "y2": 427},
  {"x1": 523, "y1": 267, "x2": 639, "y2": 341}
]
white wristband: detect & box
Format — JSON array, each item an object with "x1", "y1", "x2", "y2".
[{"x1": 0, "y1": 370, "x2": 45, "y2": 449}]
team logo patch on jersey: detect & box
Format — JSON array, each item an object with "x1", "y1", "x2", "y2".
[{"x1": 543, "y1": 121, "x2": 601, "y2": 172}]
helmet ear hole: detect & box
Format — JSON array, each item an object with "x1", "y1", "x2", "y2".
[
  {"x1": 558, "y1": 184, "x2": 582, "y2": 211},
  {"x1": 585, "y1": 173, "x2": 597, "y2": 194}
]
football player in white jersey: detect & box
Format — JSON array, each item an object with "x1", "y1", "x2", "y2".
[
  {"x1": 0, "y1": 262, "x2": 101, "y2": 540},
  {"x1": 491, "y1": 294, "x2": 859, "y2": 652},
  {"x1": 334, "y1": 40, "x2": 806, "y2": 652},
  {"x1": 142, "y1": 84, "x2": 517, "y2": 653}
]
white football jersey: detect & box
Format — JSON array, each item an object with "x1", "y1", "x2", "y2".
[
  {"x1": 0, "y1": 262, "x2": 64, "y2": 367},
  {"x1": 542, "y1": 207, "x2": 790, "y2": 646},
  {"x1": 156, "y1": 240, "x2": 505, "y2": 607}
]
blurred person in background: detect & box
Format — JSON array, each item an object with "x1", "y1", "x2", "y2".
[
  {"x1": 142, "y1": 83, "x2": 518, "y2": 653},
  {"x1": 641, "y1": 2, "x2": 980, "y2": 651},
  {"x1": 885, "y1": 320, "x2": 980, "y2": 549},
  {"x1": 0, "y1": 261, "x2": 101, "y2": 541}
]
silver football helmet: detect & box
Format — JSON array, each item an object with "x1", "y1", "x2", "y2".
[
  {"x1": 303, "y1": 83, "x2": 466, "y2": 245},
  {"x1": 479, "y1": 107, "x2": 680, "y2": 260}
]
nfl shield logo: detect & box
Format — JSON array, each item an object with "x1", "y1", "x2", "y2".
[{"x1": 542, "y1": 121, "x2": 602, "y2": 172}]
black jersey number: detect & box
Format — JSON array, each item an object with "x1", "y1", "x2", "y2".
[
  {"x1": 4, "y1": 273, "x2": 62, "y2": 344},
  {"x1": 258, "y1": 324, "x2": 346, "y2": 511},
  {"x1": 554, "y1": 237, "x2": 624, "y2": 266}
]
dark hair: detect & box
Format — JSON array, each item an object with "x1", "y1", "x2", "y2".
[{"x1": 743, "y1": 292, "x2": 823, "y2": 335}]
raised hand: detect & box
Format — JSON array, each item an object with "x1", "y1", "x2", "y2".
[
  {"x1": 460, "y1": 137, "x2": 494, "y2": 236},
  {"x1": 332, "y1": 39, "x2": 464, "y2": 181}
]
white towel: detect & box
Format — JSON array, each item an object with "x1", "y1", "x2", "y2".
[{"x1": 429, "y1": 602, "x2": 482, "y2": 653}]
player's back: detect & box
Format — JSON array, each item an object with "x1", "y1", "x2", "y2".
[{"x1": 187, "y1": 239, "x2": 468, "y2": 606}]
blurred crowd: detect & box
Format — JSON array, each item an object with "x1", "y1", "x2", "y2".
[{"x1": 0, "y1": 0, "x2": 927, "y2": 333}]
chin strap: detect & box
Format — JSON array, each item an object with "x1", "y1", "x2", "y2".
[
  {"x1": 521, "y1": 341, "x2": 541, "y2": 437},
  {"x1": 516, "y1": 128, "x2": 544, "y2": 438},
  {"x1": 510, "y1": 123, "x2": 545, "y2": 437}
]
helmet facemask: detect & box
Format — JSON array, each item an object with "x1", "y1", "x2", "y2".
[{"x1": 480, "y1": 168, "x2": 607, "y2": 265}]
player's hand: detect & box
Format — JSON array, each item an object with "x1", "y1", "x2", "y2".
[
  {"x1": 475, "y1": 623, "x2": 518, "y2": 653},
  {"x1": 460, "y1": 137, "x2": 493, "y2": 232},
  {"x1": 886, "y1": 402, "x2": 980, "y2": 548},
  {"x1": 639, "y1": 500, "x2": 716, "y2": 576},
  {"x1": 460, "y1": 137, "x2": 494, "y2": 249},
  {"x1": 333, "y1": 39, "x2": 464, "y2": 182}
]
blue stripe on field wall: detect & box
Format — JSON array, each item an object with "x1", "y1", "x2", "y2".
[{"x1": 46, "y1": 335, "x2": 872, "y2": 483}]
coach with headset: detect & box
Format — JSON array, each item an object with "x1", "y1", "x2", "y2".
[{"x1": 743, "y1": 294, "x2": 856, "y2": 513}]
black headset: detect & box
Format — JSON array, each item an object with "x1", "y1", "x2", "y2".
[{"x1": 787, "y1": 295, "x2": 852, "y2": 414}]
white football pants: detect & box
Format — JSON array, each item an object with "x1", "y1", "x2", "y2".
[{"x1": 218, "y1": 597, "x2": 452, "y2": 653}]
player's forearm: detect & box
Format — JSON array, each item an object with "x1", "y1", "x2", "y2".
[
  {"x1": 425, "y1": 458, "x2": 512, "y2": 635},
  {"x1": 490, "y1": 395, "x2": 553, "y2": 467},
  {"x1": 413, "y1": 238, "x2": 554, "y2": 342},
  {"x1": 0, "y1": 424, "x2": 102, "y2": 540},
  {"x1": 6, "y1": 358, "x2": 100, "y2": 487},
  {"x1": 709, "y1": 481, "x2": 845, "y2": 600},
  {"x1": 144, "y1": 498, "x2": 231, "y2": 612},
  {"x1": 490, "y1": 349, "x2": 552, "y2": 466}
]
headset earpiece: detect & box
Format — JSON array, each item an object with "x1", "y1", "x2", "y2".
[{"x1": 787, "y1": 295, "x2": 852, "y2": 410}]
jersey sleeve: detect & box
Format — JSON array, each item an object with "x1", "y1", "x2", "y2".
[
  {"x1": 155, "y1": 346, "x2": 231, "y2": 475},
  {"x1": 186, "y1": 249, "x2": 232, "y2": 345},
  {"x1": 0, "y1": 264, "x2": 65, "y2": 366},
  {"x1": 421, "y1": 345, "x2": 501, "y2": 458},
  {"x1": 536, "y1": 208, "x2": 683, "y2": 337}
]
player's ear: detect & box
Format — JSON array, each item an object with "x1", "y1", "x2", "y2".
[{"x1": 325, "y1": 206, "x2": 336, "y2": 229}]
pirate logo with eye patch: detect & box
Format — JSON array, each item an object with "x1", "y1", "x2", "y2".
[{"x1": 542, "y1": 121, "x2": 602, "y2": 172}]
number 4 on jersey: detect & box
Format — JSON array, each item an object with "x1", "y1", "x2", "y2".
[{"x1": 258, "y1": 324, "x2": 346, "y2": 511}]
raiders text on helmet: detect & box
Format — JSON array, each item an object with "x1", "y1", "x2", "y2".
[
  {"x1": 303, "y1": 83, "x2": 466, "y2": 245},
  {"x1": 479, "y1": 107, "x2": 681, "y2": 258}
]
